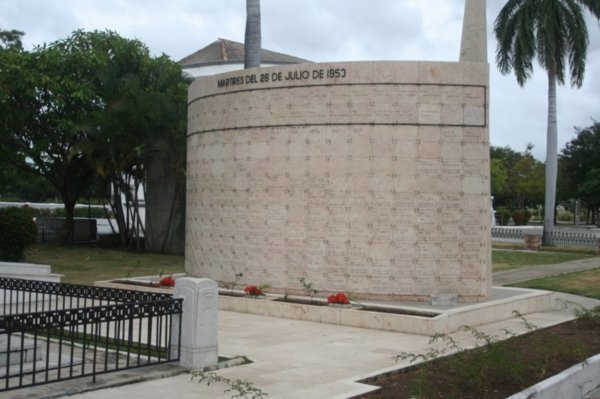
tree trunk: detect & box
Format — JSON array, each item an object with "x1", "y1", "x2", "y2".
[
  {"x1": 244, "y1": 0, "x2": 261, "y2": 69},
  {"x1": 112, "y1": 179, "x2": 127, "y2": 248},
  {"x1": 543, "y1": 70, "x2": 558, "y2": 235},
  {"x1": 62, "y1": 198, "x2": 76, "y2": 244}
]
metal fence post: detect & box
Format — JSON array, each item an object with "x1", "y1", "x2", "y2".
[{"x1": 171, "y1": 278, "x2": 218, "y2": 369}]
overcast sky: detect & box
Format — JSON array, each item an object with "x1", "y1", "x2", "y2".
[{"x1": 2, "y1": 0, "x2": 599, "y2": 160}]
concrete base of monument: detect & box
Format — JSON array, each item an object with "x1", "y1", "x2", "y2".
[
  {"x1": 95, "y1": 277, "x2": 556, "y2": 336},
  {"x1": 218, "y1": 287, "x2": 556, "y2": 336}
]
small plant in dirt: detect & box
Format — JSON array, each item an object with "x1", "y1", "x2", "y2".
[
  {"x1": 299, "y1": 277, "x2": 318, "y2": 300},
  {"x1": 224, "y1": 272, "x2": 244, "y2": 293},
  {"x1": 574, "y1": 305, "x2": 600, "y2": 326},
  {"x1": 394, "y1": 311, "x2": 539, "y2": 398},
  {"x1": 192, "y1": 371, "x2": 268, "y2": 399},
  {"x1": 124, "y1": 261, "x2": 141, "y2": 279}
]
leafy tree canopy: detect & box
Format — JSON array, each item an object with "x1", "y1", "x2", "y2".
[
  {"x1": 559, "y1": 121, "x2": 600, "y2": 210},
  {"x1": 0, "y1": 29, "x2": 189, "y2": 244},
  {"x1": 491, "y1": 144, "x2": 544, "y2": 209},
  {"x1": 494, "y1": 0, "x2": 600, "y2": 231},
  {"x1": 0, "y1": 29, "x2": 24, "y2": 50}
]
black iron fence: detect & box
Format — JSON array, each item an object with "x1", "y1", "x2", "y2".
[
  {"x1": 491, "y1": 227, "x2": 599, "y2": 254},
  {"x1": 0, "y1": 278, "x2": 182, "y2": 392}
]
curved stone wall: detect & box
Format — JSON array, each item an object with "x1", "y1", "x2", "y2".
[{"x1": 186, "y1": 61, "x2": 491, "y2": 301}]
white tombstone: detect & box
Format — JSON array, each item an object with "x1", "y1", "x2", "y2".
[{"x1": 171, "y1": 277, "x2": 218, "y2": 368}]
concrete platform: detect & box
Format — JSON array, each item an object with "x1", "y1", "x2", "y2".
[
  {"x1": 62, "y1": 291, "x2": 597, "y2": 399},
  {"x1": 98, "y1": 277, "x2": 556, "y2": 336},
  {"x1": 6, "y1": 290, "x2": 596, "y2": 399},
  {"x1": 218, "y1": 286, "x2": 556, "y2": 335},
  {"x1": 48, "y1": 260, "x2": 597, "y2": 398}
]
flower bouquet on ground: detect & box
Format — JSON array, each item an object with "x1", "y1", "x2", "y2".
[
  {"x1": 327, "y1": 292, "x2": 351, "y2": 307},
  {"x1": 244, "y1": 284, "x2": 268, "y2": 298},
  {"x1": 155, "y1": 276, "x2": 176, "y2": 287}
]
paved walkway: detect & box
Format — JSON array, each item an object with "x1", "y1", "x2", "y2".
[
  {"x1": 65, "y1": 301, "x2": 595, "y2": 399},
  {"x1": 7, "y1": 257, "x2": 600, "y2": 399}
]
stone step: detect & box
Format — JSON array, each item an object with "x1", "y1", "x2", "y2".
[
  {"x1": 0, "y1": 335, "x2": 82, "y2": 377},
  {"x1": 0, "y1": 335, "x2": 43, "y2": 366},
  {"x1": 0, "y1": 350, "x2": 83, "y2": 378}
]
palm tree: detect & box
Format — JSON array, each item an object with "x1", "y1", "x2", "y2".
[
  {"x1": 494, "y1": 0, "x2": 600, "y2": 235},
  {"x1": 244, "y1": 0, "x2": 261, "y2": 68}
]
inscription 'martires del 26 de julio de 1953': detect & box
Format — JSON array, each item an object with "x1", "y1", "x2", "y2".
[{"x1": 217, "y1": 67, "x2": 348, "y2": 88}]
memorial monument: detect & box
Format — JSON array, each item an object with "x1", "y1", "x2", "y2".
[{"x1": 186, "y1": 0, "x2": 491, "y2": 302}]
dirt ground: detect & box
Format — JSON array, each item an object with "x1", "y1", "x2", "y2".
[{"x1": 357, "y1": 315, "x2": 600, "y2": 399}]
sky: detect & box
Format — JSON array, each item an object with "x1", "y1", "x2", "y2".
[{"x1": 2, "y1": 0, "x2": 599, "y2": 161}]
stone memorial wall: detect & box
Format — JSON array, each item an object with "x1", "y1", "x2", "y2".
[{"x1": 186, "y1": 61, "x2": 491, "y2": 301}]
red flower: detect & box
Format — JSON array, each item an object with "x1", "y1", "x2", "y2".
[
  {"x1": 158, "y1": 276, "x2": 175, "y2": 287},
  {"x1": 328, "y1": 293, "x2": 350, "y2": 304},
  {"x1": 244, "y1": 285, "x2": 263, "y2": 296}
]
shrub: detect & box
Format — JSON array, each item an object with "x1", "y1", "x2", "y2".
[
  {"x1": 511, "y1": 209, "x2": 526, "y2": 225},
  {"x1": 495, "y1": 207, "x2": 511, "y2": 226},
  {"x1": 0, "y1": 207, "x2": 37, "y2": 261},
  {"x1": 511, "y1": 209, "x2": 532, "y2": 226}
]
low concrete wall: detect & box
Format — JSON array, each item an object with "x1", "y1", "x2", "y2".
[
  {"x1": 218, "y1": 287, "x2": 555, "y2": 335},
  {"x1": 0, "y1": 262, "x2": 62, "y2": 283},
  {"x1": 507, "y1": 353, "x2": 600, "y2": 399},
  {"x1": 0, "y1": 262, "x2": 62, "y2": 305}
]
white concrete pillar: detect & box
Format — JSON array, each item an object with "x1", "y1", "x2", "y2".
[{"x1": 171, "y1": 278, "x2": 218, "y2": 368}]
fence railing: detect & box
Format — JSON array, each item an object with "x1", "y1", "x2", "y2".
[
  {"x1": 491, "y1": 227, "x2": 525, "y2": 250},
  {"x1": 542, "y1": 230, "x2": 599, "y2": 253},
  {"x1": 0, "y1": 278, "x2": 182, "y2": 392},
  {"x1": 491, "y1": 227, "x2": 599, "y2": 254}
]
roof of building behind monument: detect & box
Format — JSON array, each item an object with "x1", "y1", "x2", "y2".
[{"x1": 178, "y1": 38, "x2": 311, "y2": 67}]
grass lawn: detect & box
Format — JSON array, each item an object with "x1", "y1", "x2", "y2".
[
  {"x1": 491, "y1": 249, "x2": 594, "y2": 272},
  {"x1": 20, "y1": 243, "x2": 597, "y2": 291},
  {"x1": 24, "y1": 243, "x2": 184, "y2": 285},
  {"x1": 511, "y1": 268, "x2": 600, "y2": 299}
]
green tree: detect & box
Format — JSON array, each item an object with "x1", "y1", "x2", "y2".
[
  {"x1": 490, "y1": 158, "x2": 508, "y2": 199},
  {"x1": 0, "y1": 32, "x2": 98, "y2": 241},
  {"x1": 244, "y1": 0, "x2": 261, "y2": 68},
  {"x1": 494, "y1": 0, "x2": 600, "y2": 233},
  {"x1": 81, "y1": 33, "x2": 190, "y2": 249},
  {"x1": 53, "y1": 30, "x2": 189, "y2": 250},
  {"x1": 508, "y1": 148, "x2": 545, "y2": 208},
  {"x1": 560, "y1": 121, "x2": 600, "y2": 224},
  {"x1": 490, "y1": 145, "x2": 545, "y2": 209},
  {"x1": 0, "y1": 30, "x2": 189, "y2": 247},
  {"x1": 0, "y1": 165, "x2": 59, "y2": 202},
  {"x1": 0, "y1": 29, "x2": 24, "y2": 50},
  {"x1": 577, "y1": 169, "x2": 600, "y2": 225}
]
